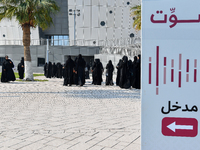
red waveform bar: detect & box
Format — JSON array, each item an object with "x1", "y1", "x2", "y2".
[
  {"x1": 171, "y1": 59, "x2": 174, "y2": 68},
  {"x1": 149, "y1": 57, "x2": 152, "y2": 84},
  {"x1": 179, "y1": 54, "x2": 182, "y2": 70},
  {"x1": 156, "y1": 87, "x2": 159, "y2": 95},
  {"x1": 156, "y1": 46, "x2": 159, "y2": 87},
  {"x1": 194, "y1": 59, "x2": 197, "y2": 82},
  {"x1": 186, "y1": 74, "x2": 189, "y2": 82},
  {"x1": 164, "y1": 57, "x2": 167, "y2": 66},
  {"x1": 194, "y1": 59, "x2": 197, "y2": 68},
  {"x1": 171, "y1": 59, "x2": 174, "y2": 82},
  {"x1": 164, "y1": 68, "x2": 166, "y2": 84},
  {"x1": 164, "y1": 57, "x2": 167, "y2": 84},
  {"x1": 179, "y1": 54, "x2": 182, "y2": 87},
  {"x1": 179, "y1": 71, "x2": 182, "y2": 87},
  {"x1": 171, "y1": 69, "x2": 174, "y2": 82},
  {"x1": 194, "y1": 69, "x2": 197, "y2": 82},
  {"x1": 186, "y1": 59, "x2": 189, "y2": 72},
  {"x1": 186, "y1": 59, "x2": 189, "y2": 82}
]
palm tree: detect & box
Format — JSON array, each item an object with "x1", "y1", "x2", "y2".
[
  {"x1": 0, "y1": 0, "x2": 60, "y2": 80},
  {"x1": 131, "y1": 5, "x2": 141, "y2": 31}
]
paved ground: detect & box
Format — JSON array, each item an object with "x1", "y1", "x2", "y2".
[{"x1": 0, "y1": 75, "x2": 141, "y2": 150}]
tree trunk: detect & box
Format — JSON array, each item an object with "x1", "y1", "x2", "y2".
[{"x1": 23, "y1": 24, "x2": 34, "y2": 81}]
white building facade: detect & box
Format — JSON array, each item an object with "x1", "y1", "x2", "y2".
[{"x1": 68, "y1": 0, "x2": 141, "y2": 46}]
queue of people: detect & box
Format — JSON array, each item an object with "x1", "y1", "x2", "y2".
[
  {"x1": 56, "y1": 54, "x2": 141, "y2": 89},
  {"x1": 0, "y1": 54, "x2": 141, "y2": 89}
]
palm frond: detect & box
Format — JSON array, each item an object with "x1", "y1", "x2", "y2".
[{"x1": 131, "y1": 5, "x2": 141, "y2": 31}]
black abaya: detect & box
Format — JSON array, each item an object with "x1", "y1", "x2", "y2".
[
  {"x1": 1, "y1": 59, "x2": 16, "y2": 82},
  {"x1": 106, "y1": 60, "x2": 114, "y2": 85}
]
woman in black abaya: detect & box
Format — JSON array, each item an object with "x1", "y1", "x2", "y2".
[
  {"x1": 106, "y1": 60, "x2": 114, "y2": 85},
  {"x1": 75, "y1": 54, "x2": 86, "y2": 86},
  {"x1": 1, "y1": 56, "x2": 16, "y2": 82}
]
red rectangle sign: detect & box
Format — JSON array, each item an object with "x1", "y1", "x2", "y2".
[{"x1": 162, "y1": 117, "x2": 198, "y2": 137}]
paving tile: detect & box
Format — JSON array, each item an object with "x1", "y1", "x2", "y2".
[{"x1": 0, "y1": 76, "x2": 141, "y2": 150}]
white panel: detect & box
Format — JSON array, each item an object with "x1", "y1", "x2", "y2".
[
  {"x1": 0, "y1": 20, "x2": 7, "y2": 27},
  {"x1": 122, "y1": 7, "x2": 130, "y2": 28},
  {"x1": 76, "y1": 6, "x2": 83, "y2": 28},
  {"x1": 114, "y1": 28, "x2": 121, "y2": 39},
  {"x1": 83, "y1": 6, "x2": 91, "y2": 27},
  {"x1": 92, "y1": 6, "x2": 99, "y2": 27},
  {"x1": 92, "y1": 0, "x2": 99, "y2": 5},
  {"x1": 99, "y1": 0, "x2": 107, "y2": 6},
  {"x1": 76, "y1": 0, "x2": 82, "y2": 6},
  {"x1": 99, "y1": 28, "x2": 106, "y2": 40},
  {"x1": 84, "y1": 28, "x2": 90, "y2": 40},
  {"x1": 69, "y1": 27, "x2": 74, "y2": 41},
  {"x1": 68, "y1": 0, "x2": 75, "y2": 6},
  {"x1": 91, "y1": 28, "x2": 99, "y2": 40},
  {"x1": 130, "y1": 0, "x2": 140, "y2": 6},
  {"x1": 108, "y1": 0, "x2": 115, "y2": 6},
  {"x1": 11, "y1": 19, "x2": 18, "y2": 27},
  {"x1": 115, "y1": 7, "x2": 122, "y2": 28},
  {"x1": 107, "y1": 7, "x2": 114, "y2": 27},
  {"x1": 1, "y1": 27, "x2": 7, "y2": 39},
  {"x1": 84, "y1": 0, "x2": 91, "y2": 5},
  {"x1": 76, "y1": 28, "x2": 84, "y2": 40},
  {"x1": 107, "y1": 28, "x2": 114, "y2": 40},
  {"x1": 5, "y1": 19, "x2": 12, "y2": 27},
  {"x1": 99, "y1": 7, "x2": 107, "y2": 27},
  {"x1": 116, "y1": 0, "x2": 123, "y2": 6},
  {"x1": 6, "y1": 27, "x2": 13, "y2": 39},
  {"x1": 12, "y1": 27, "x2": 19, "y2": 39},
  {"x1": 122, "y1": 29, "x2": 129, "y2": 38},
  {"x1": 68, "y1": 13, "x2": 74, "y2": 28}
]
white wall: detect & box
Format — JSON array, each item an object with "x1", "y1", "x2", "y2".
[
  {"x1": 68, "y1": 0, "x2": 141, "y2": 46},
  {"x1": 0, "y1": 18, "x2": 40, "y2": 45}
]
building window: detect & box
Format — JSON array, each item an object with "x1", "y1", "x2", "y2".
[
  {"x1": 0, "y1": 57, "x2": 4, "y2": 66},
  {"x1": 37, "y1": 58, "x2": 45, "y2": 67},
  {"x1": 45, "y1": 35, "x2": 69, "y2": 46}
]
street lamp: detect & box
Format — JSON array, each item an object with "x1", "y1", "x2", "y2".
[{"x1": 69, "y1": 9, "x2": 80, "y2": 46}]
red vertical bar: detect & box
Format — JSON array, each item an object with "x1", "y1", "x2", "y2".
[
  {"x1": 187, "y1": 59, "x2": 189, "y2": 72},
  {"x1": 171, "y1": 69, "x2": 174, "y2": 82},
  {"x1": 149, "y1": 63, "x2": 151, "y2": 84},
  {"x1": 179, "y1": 71, "x2": 181, "y2": 87},
  {"x1": 186, "y1": 74, "x2": 189, "y2": 82},
  {"x1": 171, "y1": 59, "x2": 174, "y2": 68},
  {"x1": 171, "y1": 59, "x2": 174, "y2": 82},
  {"x1": 179, "y1": 54, "x2": 182, "y2": 70},
  {"x1": 164, "y1": 57, "x2": 167, "y2": 66},
  {"x1": 194, "y1": 59, "x2": 197, "y2": 82},
  {"x1": 194, "y1": 59, "x2": 197, "y2": 68},
  {"x1": 164, "y1": 67, "x2": 166, "y2": 84},
  {"x1": 194, "y1": 69, "x2": 197, "y2": 82},
  {"x1": 156, "y1": 46, "x2": 159, "y2": 86},
  {"x1": 156, "y1": 87, "x2": 159, "y2": 95}
]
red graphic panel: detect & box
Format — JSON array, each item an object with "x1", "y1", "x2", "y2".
[{"x1": 162, "y1": 117, "x2": 198, "y2": 137}]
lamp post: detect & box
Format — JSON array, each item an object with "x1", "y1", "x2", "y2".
[{"x1": 69, "y1": 9, "x2": 80, "y2": 46}]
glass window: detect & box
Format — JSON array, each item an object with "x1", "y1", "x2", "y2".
[
  {"x1": 45, "y1": 35, "x2": 69, "y2": 46},
  {"x1": 37, "y1": 58, "x2": 45, "y2": 67}
]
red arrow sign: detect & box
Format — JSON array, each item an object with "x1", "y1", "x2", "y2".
[{"x1": 162, "y1": 117, "x2": 198, "y2": 137}]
